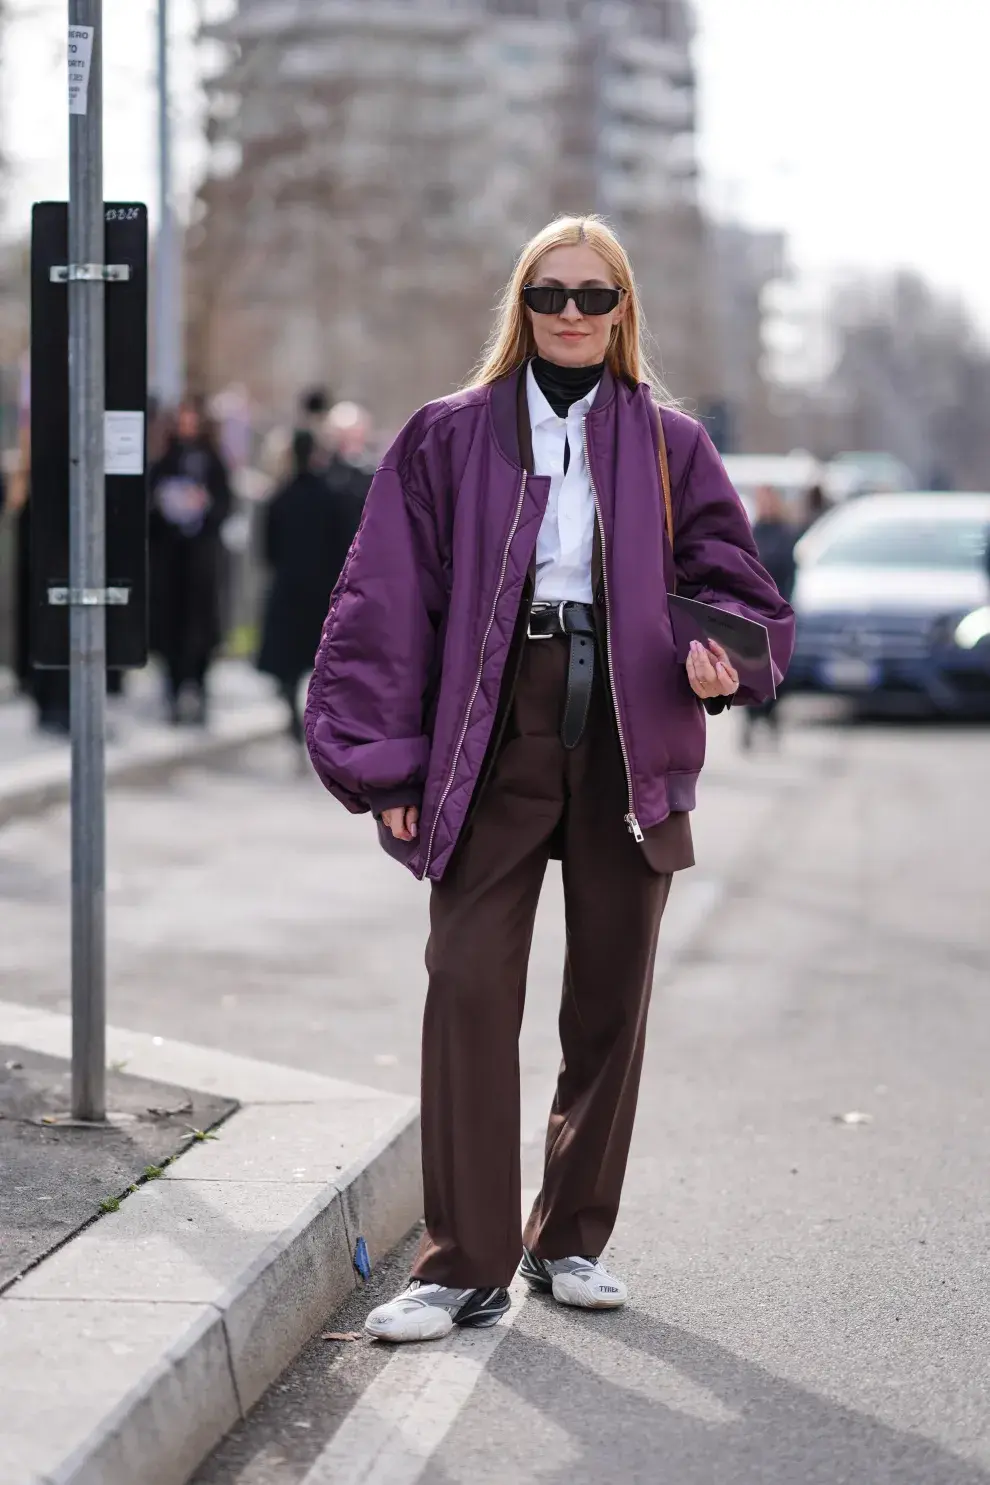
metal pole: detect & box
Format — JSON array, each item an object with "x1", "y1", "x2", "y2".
[
  {"x1": 155, "y1": 0, "x2": 183, "y2": 405},
  {"x1": 68, "y1": 0, "x2": 106, "y2": 1122}
]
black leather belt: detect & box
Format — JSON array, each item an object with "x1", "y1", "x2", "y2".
[{"x1": 527, "y1": 601, "x2": 597, "y2": 750}]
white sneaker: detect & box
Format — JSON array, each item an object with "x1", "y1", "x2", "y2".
[
  {"x1": 364, "y1": 1280, "x2": 511, "y2": 1343},
  {"x1": 519, "y1": 1249, "x2": 628, "y2": 1309}
]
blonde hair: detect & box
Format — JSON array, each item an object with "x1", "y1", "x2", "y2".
[{"x1": 469, "y1": 215, "x2": 674, "y2": 402}]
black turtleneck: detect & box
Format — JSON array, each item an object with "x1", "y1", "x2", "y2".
[{"x1": 531, "y1": 355, "x2": 605, "y2": 419}]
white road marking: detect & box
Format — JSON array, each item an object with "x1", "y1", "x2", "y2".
[
  {"x1": 301, "y1": 1279, "x2": 531, "y2": 1485},
  {"x1": 303, "y1": 1187, "x2": 539, "y2": 1485}
]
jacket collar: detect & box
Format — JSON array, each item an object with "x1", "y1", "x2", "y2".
[{"x1": 489, "y1": 358, "x2": 619, "y2": 470}]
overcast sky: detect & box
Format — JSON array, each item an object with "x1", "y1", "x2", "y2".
[
  {"x1": 3, "y1": 0, "x2": 989, "y2": 332},
  {"x1": 695, "y1": 0, "x2": 990, "y2": 329}
]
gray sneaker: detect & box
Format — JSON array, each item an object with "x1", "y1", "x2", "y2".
[
  {"x1": 519, "y1": 1249, "x2": 628, "y2": 1309},
  {"x1": 364, "y1": 1281, "x2": 511, "y2": 1343}
]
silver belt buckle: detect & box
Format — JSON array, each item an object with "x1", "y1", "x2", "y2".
[{"x1": 527, "y1": 601, "x2": 565, "y2": 640}]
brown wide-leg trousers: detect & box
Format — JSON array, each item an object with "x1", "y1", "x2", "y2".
[{"x1": 412, "y1": 636, "x2": 671, "y2": 1288}]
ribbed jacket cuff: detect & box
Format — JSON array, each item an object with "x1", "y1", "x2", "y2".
[{"x1": 366, "y1": 787, "x2": 423, "y2": 817}]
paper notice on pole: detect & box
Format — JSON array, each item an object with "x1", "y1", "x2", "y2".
[
  {"x1": 104, "y1": 412, "x2": 145, "y2": 476},
  {"x1": 68, "y1": 25, "x2": 94, "y2": 115}
]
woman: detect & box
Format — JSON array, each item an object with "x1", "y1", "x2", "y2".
[
  {"x1": 257, "y1": 430, "x2": 364, "y2": 742},
  {"x1": 149, "y1": 398, "x2": 233, "y2": 725},
  {"x1": 306, "y1": 216, "x2": 794, "y2": 1342}
]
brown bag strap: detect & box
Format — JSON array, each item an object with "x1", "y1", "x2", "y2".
[{"x1": 655, "y1": 404, "x2": 675, "y2": 578}]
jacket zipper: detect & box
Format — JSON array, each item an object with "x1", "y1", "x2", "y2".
[
  {"x1": 421, "y1": 472, "x2": 529, "y2": 878},
  {"x1": 582, "y1": 417, "x2": 644, "y2": 843}
]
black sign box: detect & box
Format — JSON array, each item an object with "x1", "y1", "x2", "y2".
[{"x1": 30, "y1": 201, "x2": 149, "y2": 668}]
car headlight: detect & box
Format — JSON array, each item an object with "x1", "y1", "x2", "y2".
[{"x1": 953, "y1": 607, "x2": 990, "y2": 650}]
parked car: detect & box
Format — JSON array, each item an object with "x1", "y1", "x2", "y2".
[
  {"x1": 788, "y1": 493, "x2": 990, "y2": 714},
  {"x1": 824, "y1": 451, "x2": 916, "y2": 501}
]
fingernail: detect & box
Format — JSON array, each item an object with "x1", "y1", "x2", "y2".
[{"x1": 411, "y1": 822, "x2": 418, "y2": 838}]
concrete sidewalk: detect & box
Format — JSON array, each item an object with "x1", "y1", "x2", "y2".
[
  {"x1": 0, "y1": 1002, "x2": 422, "y2": 1485},
  {"x1": 0, "y1": 661, "x2": 286, "y2": 824},
  {"x1": 0, "y1": 1044, "x2": 235, "y2": 1291}
]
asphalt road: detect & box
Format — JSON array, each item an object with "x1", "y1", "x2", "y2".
[{"x1": 2, "y1": 701, "x2": 988, "y2": 1482}]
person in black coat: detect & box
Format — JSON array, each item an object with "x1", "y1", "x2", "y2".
[
  {"x1": 257, "y1": 430, "x2": 365, "y2": 743},
  {"x1": 5, "y1": 426, "x2": 72, "y2": 733},
  {"x1": 149, "y1": 398, "x2": 233, "y2": 725},
  {"x1": 296, "y1": 385, "x2": 331, "y2": 444},
  {"x1": 802, "y1": 482, "x2": 830, "y2": 533},
  {"x1": 744, "y1": 485, "x2": 798, "y2": 748}
]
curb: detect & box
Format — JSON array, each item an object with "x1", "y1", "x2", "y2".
[
  {"x1": 0, "y1": 705, "x2": 286, "y2": 826},
  {"x1": 0, "y1": 1003, "x2": 422, "y2": 1485}
]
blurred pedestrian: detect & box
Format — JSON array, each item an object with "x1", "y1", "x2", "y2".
[
  {"x1": 324, "y1": 400, "x2": 374, "y2": 504},
  {"x1": 743, "y1": 485, "x2": 797, "y2": 749},
  {"x1": 803, "y1": 482, "x2": 829, "y2": 531},
  {"x1": 149, "y1": 397, "x2": 233, "y2": 726},
  {"x1": 258, "y1": 385, "x2": 336, "y2": 487},
  {"x1": 6, "y1": 415, "x2": 72, "y2": 735},
  {"x1": 210, "y1": 383, "x2": 253, "y2": 476},
  {"x1": 6, "y1": 402, "x2": 128, "y2": 722},
  {"x1": 297, "y1": 385, "x2": 332, "y2": 450},
  {"x1": 306, "y1": 214, "x2": 794, "y2": 1343},
  {"x1": 257, "y1": 430, "x2": 362, "y2": 744}
]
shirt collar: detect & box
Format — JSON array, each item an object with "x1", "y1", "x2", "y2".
[{"x1": 526, "y1": 361, "x2": 600, "y2": 428}]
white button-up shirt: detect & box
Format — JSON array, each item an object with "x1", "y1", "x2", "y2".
[{"x1": 527, "y1": 362, "x2": 600, "y2": 603}]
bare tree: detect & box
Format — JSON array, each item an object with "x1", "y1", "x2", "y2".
[
  {"x1": 826, "y1": 272, "x2": 990, "y2": 490},
  {"x1": 187, "y1": 8, "x2": 511, "y2": 429}
]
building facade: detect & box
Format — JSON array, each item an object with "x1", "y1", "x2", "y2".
[{"x1": 190, "y1": 0, "x2": 711, "y2": 429}]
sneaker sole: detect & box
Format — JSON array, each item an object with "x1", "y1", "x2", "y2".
[
  {"x1": 364, "y1": 1311, "x2": 455, "y2": 1344},
  {"x1": 456, "y1": 1307, "x2": 508, "y2": 1329},
  {"x1": 366, "y1": 1286, "x2": 511, "y2": 1343},
  {"x1": 521, "y1": 1273, "x2": 552, "y2": 1293},
  {"x1": 364, "y1": 1306, "x2": 508, "y2": 1342}
]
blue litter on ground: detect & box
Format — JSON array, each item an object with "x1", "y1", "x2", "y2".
[{"x1": 354, "y1": 1235, "x2": 371, "y2": 1281}]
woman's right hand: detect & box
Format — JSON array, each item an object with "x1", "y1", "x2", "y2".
[{"x1": 382, "y1": 806, "x2": 420, "y2": 842}]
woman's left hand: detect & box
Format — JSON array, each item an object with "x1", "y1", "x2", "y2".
[{"x1": 686, "y1": 639, "x2": 739, "y2": 699}]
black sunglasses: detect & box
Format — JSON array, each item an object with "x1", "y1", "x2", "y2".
[{"x1": 523, "y1": 284, "x2": 624, "y2": 317}]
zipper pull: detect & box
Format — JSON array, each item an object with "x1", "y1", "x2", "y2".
[{"x1": 625, "y1": 813, "x2": 645, "y2": 843}]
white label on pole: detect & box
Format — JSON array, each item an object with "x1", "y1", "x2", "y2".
[
  {"x1": 68, "y1": 25, "x2": 94, "y2": 115},
  {"x1": 104, "y1": 412, "x2": 145, "y2": 476}
]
